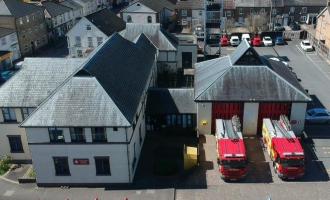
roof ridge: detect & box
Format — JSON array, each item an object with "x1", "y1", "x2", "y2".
[
  {"x1": 195, "y1": 56, "x2": 233, "y2": 100},
  {"x1": 265, "y1": 66, "x2": 311, "y2": 101}
]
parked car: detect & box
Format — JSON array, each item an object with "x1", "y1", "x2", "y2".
[
  {"x1": 252, "y1": 35, "x2": 262, "y2": 46},
  {"x1": 274, "y1": 23, "x2": 285, "y2": 31},
  {"x1": 300, "y1": 40, "x2": 314, "y2": 52},
  {"x1": 305, "y1": 108, "x2": 330, "y2": 124},
  {"x1": 263, "y1": 36, "x2": 273, "y2": 46},
  {"x1": 220, "y1": 35, "x2": 229, "y2": 46},
  {"x1": 275, "y1": 36, "x2": 285, "y2": 45},
  {"x1": 241, "y1": 33, "x2": 251, "y2": 44},
  {"x1": 230, "y1": 36, "x2": 240, "y2": 46},
  {"x1": 194, "y1": 25, "x2": 204, "y2": 40}
]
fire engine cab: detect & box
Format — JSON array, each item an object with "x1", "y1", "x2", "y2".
[
  {"x1": 262, "y1": 115, "x2": 305, "y2": 179},
  {"x1": 216, "y1": 116, "x2": 248, "y2": 181}
]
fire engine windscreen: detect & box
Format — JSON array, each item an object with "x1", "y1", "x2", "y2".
[
  {"x1": 221, "y1": 159, "x2": 247, "y2": 169},
  {"x1": 280, "y1": 158, "x2": 304, "y2": 167}
]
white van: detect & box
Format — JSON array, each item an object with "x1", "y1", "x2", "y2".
[{"x1": 241, "y1": 34, "x2": 251, "y2": 44}]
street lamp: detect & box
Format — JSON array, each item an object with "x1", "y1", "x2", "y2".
[{"x1": 269, "y1": 0, "x2": 273, "y2": 30}]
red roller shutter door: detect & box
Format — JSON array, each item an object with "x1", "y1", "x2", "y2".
[
  {"x1": 257, "y1": 102, "x2": 291, "y2": 134},
  {"x1": 212, "y1": 102, "x2": 244, "y2": 134}
]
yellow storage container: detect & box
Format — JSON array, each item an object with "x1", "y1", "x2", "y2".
[{"x1": 183, "y1": 145, "x2": 198, "y2": 171}]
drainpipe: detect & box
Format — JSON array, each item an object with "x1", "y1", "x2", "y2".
[{"x1": 125, "y1": 128, "x2": 131, "y2": 183}]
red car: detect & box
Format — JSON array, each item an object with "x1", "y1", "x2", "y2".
[
  {"x1": 220, "y1": 35, "x2": 229, "y2": 46},
  {"x1": 252, "y1": 36, "x2": 262, "y2": 46}
]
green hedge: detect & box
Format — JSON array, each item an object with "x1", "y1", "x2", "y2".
[{"x1": 0, "y1": 156, "x2": 11, "y2": 175}]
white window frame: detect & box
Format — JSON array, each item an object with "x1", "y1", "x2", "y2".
[{"x1": 181, "y1": 9, "x2": 188, "y2": 17}]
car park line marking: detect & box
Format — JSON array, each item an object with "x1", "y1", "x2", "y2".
[
  {"x1": 295, "y1": 45, "x2": 330, "y2": 81},
  {"x1": 3, "y1": 190, "x2": 14, "y2": 197}
]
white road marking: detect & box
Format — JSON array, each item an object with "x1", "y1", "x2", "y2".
[
  {"x1": 3, "y1": 190, "x2": 15, "y2": 197},
  {"x1": 295, "y1": 45, "x2": 330, "y2": 81}
]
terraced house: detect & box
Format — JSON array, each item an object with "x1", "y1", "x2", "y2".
[{"x1": 0, "y1": 0, "x2": 48, "y2": 56}]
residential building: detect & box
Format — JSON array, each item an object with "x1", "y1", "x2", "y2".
[
  {"x1": 21, "y1": 33, "x2": 158, "y2": 186},
  {"x1": 195, "y1": 40, "x2": 311, "y2": 136},
  {"x1": 121, "y1": 1, "x2": 158, "y2": 24},
  {"x1": 42, "y1": 1, "x2": 75, "y2": 39},
  {"x1": 120, "y1": 23, "x2": 197, "y2": 74},
  {"x1": 315, "y1": 5, "x2": 330, "y2": 49},
  {"x1": 72, "y1": 0, "x2": 108, "y2": 16},
  {"x1": 233, "y1": 0, "x2": 327, "y2": 26},
  {"x1": 120, "y1": 0, "x2": 175, "y2": 25},
  {"x1": 67, "y1": 9, "x2": 126, "y2": 57},
  {"x1": 0, "y1": 27, "x2": 20, "y2": 62},
  {"x1": 0, "y1": 58, "x2": 85, "y2": 162},
  {"x1": 59, "y1": 0, "x2": 84, "y2": 23},
  {"x1": 175, "y1": 0, "x2": 204, "y2": 32},
  {"x1": 0, "y1": 0, "x2": 48, "y2": 56}
]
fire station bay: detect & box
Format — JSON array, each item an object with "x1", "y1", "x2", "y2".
[{"x1": 195, "y1": 40, "x2": 310, "y2": 136}]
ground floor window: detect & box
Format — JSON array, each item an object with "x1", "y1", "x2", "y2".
[
  {"x1": 7, "y1": 135, "x2": 23, "y2": 153},
  {"x1": 95, "y1": 157, "x2": 111, "y2": 176},
  {"x1": 53, "y1": 157, "x2": 70, "y2": 176}
]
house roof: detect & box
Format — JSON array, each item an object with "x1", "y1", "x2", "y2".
[
  {"x1": 21, "y1": 77, "x2": 130, "y2": 127},
  {"x1": 283, "y1": 0, "x2": 327, "y2": 6},
  {"x1": 0, "y1": 0, "x2": 43, "y2": 18},
  {"x1": 235, "y1": 0, "x2": 283, "y2": 7},
  {"x1": 60, "y1": 0, "x2": 83, "y2": 11},
  {"x1": 86, "y1": 9, "x2": 126, "y2": 36},
  {"x1": 146, "y1": 88, "x2": 196, "y2": 115},
  {"x1": 0, "y1": 58, "x2": 85, "y2": 108},
  {"x1": 176, "y1": 0, "x2": 203, "y2": 10},
  {"x1": 120, "y1": 23, "x2": 177, "y2": 51},
  {"x1": 42, "y1": 1, "x2": 72, "y2": 17},
  {"x1": 22, "y1": 33, "x2": 157, "y2": 127},
  {"x1": 0, "y1": 27, "x2": 15, "y2": 38},
  {"x1": 194, "y1": 41, "x2": 311, "y2": 102},
  {"x1": 140, "y1": 0, "x2": 175, "y2": 12}
]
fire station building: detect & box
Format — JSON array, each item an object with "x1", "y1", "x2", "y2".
[{"x1": 195, "y1": 40, "x2": 311, "y2": 136}]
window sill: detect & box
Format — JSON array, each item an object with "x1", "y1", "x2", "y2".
[
  {"x1": 55, "y1": 174, "x2": 71, "y2": 176},
  {"x1": 0, "y1": 121, "x2": 19, "y2": 124},
  {"x1": 96, "y1": 174, "x2": 111, "y2": 176},
  {"x1": 10, "y1": 151, "x2": 24, "y2": 153}
]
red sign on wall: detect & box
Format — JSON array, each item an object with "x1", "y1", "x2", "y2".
[{"x1": 73, "y1": 159, "x2": 89, "y2": 165}]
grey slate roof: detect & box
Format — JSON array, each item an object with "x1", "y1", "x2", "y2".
[
  {"x1": 176, "y1": 0, "x2": 203, "y2": 10},
  {"x1": 146, "y1": 88, "x2": 196, "y2": 115},
  {"x1": 235, "y1": 0, "x2": 282, "y2": 7},
  {"x1": 86, "y1": 9, "x2": 126, "y2": 36},
  {"x1": 0, "y1": 58, "x2": 85, "y2": 108},
  {"x1": 283, "y1": 0, "x2": 327, "y2": 6},
  {"x1": 21, "y1": 77, "x2": 130, "y2": 127},
  {"x1": 194, "y1": 41, "x2": 311, "y2": 102},
  {"x1": 120, "y1": 23, "x2": 177, "y2": 51},
  {"x1": 0, "y1": 27, "x2": 15, "y2": 38},
  {"x1": 0, "y1": 0, "x2": 43, "y2": 18},
  {"x1": 42, "y1": 1, "x2": 72, "y2": 17},
  {"x1": 22, "y1": 33, "x2": 158, "y2": 127},
  {"x1": 140, "y1": 0, "x2": 175, "y2": 12},
  {"x1": 60, "y1": 0, "x2": 83, "y2": 11}
]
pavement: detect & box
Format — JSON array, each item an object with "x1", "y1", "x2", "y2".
[{"x1": 2, "y1": 164, "x2": 31, "y2": 184}]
